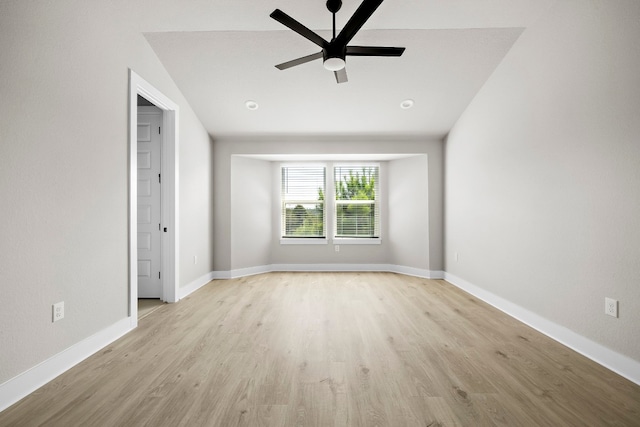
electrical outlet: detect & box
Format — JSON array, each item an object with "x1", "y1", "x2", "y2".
[
  {"x1": 52, "y1": 301, "x2": 64, "y2": 322},
  {"x1": 194, "y1": 255, "x2": 197, "y2": 264},
  {"x1": 335, "y1": 245, "x2": 340, "y2": 252},
  {"x1": 605, "y1": 297, "x2": 618, "y2": 318}
]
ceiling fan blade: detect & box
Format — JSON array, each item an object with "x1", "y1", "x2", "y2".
[
  {"x1": 346, "y1": 46, "x2": 405, "y2": 56},
  {"x1": 270, "y1": 9, "x2": 328, "y2": 48},
  {"x1": 334, "y1": 68, "x2": 348, "y2": 84},
  {"x1": 335, "y1": 0, "x2": 384, "y2": 46},
  {"x1": 275, "y1": 51, "x2": 323, "y2": 70}
]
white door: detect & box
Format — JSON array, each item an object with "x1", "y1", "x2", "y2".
[{"x1": 137, "y1": 107, "x2": 162, "y2": 298}]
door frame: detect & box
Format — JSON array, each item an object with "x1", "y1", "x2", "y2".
[{"x1": 128, "y1": 69, "x2": 180, "y2": 326}]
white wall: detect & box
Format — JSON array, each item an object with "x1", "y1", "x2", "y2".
[
  {"x1": 230, "y1": 157, "x2": 272, "y2": 270},
  {"x1": 388, "y1": 155, "x2": 430, "y2": 270},
  {"x1": 445, "y1": 0, "x2": 640, "y2": 362},
  {"x1": 0, "y1": 1, "x2": 213, "y2": 385}
]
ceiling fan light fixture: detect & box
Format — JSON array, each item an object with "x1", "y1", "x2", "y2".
[{"x1": 323, "y1": 57, "x2": 346, "y2": 71}]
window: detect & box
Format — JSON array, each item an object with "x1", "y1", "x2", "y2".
[
  {"x1": 281, "y1": 166, "x2": 326, "y2": 238},
  {"x1": 334, "y1": 165, "x2": 380, "y2": 238},
  {"x1": 280, "y1": 163, "x2": 381, "y2": 243}
]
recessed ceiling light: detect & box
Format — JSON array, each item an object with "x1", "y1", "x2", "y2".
[
  {"x1": 400, "y1": 99, "x2": 414, "y2": 109},
  {"x1": 245, "y1": 100, "x2": 259, "y2": 110}
]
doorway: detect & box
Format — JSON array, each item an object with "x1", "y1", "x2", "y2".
[
  {"x1": 128, "y1": 70, "x2": 180, "y2": 326},
  {"x1": 137, "y1": 103, "x2": 162, "y2": 298}
]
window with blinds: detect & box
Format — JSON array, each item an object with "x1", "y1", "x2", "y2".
[
  {"x1": 334, "y1": 165, "x2": 379, "y2": 238},
  {"x1": 281, "y1": 166, "x2": 326, "y2": 238}
]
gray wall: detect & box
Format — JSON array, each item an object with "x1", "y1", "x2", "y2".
[
  {"x1": 213, "y1": 138, "x2": 444, "y2": 272},
  {"x1": 0, "y1": 1, "x2": 214, "y2": 384},
  {"x1": 445, "y1": 0, "x2": 640, "y2": 361},
  {"x1": 388, "y1": 155, "x2": 430, "y2": 270},
  {"x1": 230, "y1": 157, "x2": 272, "y2": 270},
  {"x1": 269, "y1": 162, "x2": 390, "y2": 266}
]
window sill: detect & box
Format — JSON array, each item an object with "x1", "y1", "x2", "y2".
[
  {"x1": 333, "y1": 238, "x2": 381, "y2": 245},
  {"x1": 280, "y1": 238, "x2": 328, "y2": 245}
]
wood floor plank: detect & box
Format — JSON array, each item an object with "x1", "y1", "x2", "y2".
[{"x1": 1, "y1": 272, "x2": 639, "y2": 426}]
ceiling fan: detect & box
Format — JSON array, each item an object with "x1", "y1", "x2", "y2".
[{"x1": 270, "y1": 0, "x2": 405, "y2": 83}]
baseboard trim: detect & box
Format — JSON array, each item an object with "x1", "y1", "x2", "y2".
[
  {"x1": 429, "y1": 270, "x2": 445, "y2": 279},
  {"x1": 179, "y1": 270, "x2": 218, "y2": 299},
  {"x1": 444, "y1": 272, "x2": 640, "y2": 386},
  {"x1": 229, "y1": 265, "x2": 272, "y2": 279},
  {"x1": 388, "y1": 265, "x2": 444, "y2": 279},
  {"x1": 214, "y1": 264, "x2": 442, "y2": 279},
  {"x1": 271, "y1": 263, "x2": 392, "y2": 273},
  {"x1": 0, "y1": 317, "x2": 133, "y2": 412}
]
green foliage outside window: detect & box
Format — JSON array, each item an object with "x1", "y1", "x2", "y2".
[
  {"x1": 282, "y1": 166, "x2": 377, "y2": 238},
  {"x1": 334, "y1": 167, "x2": 377, "y2": 237},
  {"x1": 284, "y1": 203, "x2": 324, "y2": 237}
]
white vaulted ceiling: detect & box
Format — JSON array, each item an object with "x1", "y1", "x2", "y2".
[{"x1": 137, "y1": 0, "x2": 555, "y2": 139}]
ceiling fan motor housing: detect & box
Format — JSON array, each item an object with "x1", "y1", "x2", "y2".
[
  {"x1": 323, "y1": 43, "x2": 346, "y2": 61},
  {"x1": 323, "y1": 43, "x2": 346, "y2": 70}
]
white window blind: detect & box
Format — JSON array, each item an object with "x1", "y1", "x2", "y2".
[
  {"x1": 281, "y1": 166, "x2": 326, "y2": 238},
  {"x1": 334, "y1": 165, "x2": 379, "y2": 238}
]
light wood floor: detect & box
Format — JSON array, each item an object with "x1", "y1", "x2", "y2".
[
  {"x1": 1, "y1": 272, "x2": 639, "y2": 426},
  {"x1": 138, "y1": 298, "x2": 165, "y2": 320}
]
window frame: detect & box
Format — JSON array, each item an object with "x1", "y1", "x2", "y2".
[
  {"x1": 279, "y1": 162, "x2": 382, "y2": 246},
  {"x1": 333, "y1": 163, "x2": 381, "y2": 243},
  {"x1": 279, "y1": 163, "x2": 328, "y2": 244}
]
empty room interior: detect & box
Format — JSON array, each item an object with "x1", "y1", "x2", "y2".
[{"x1": 1, "y1": 0, "x2": 639, "y2": 425}]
